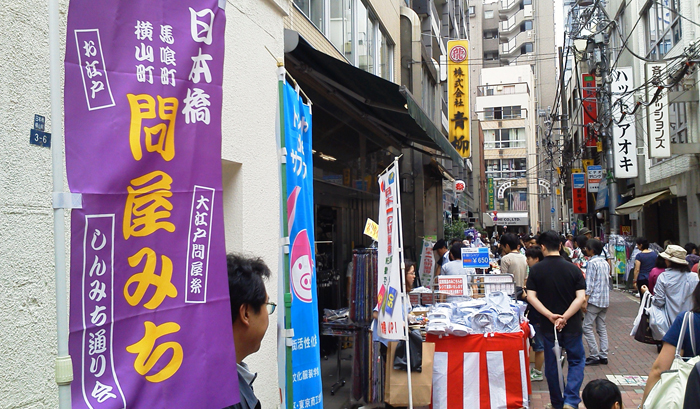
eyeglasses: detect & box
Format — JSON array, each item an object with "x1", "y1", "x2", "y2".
[{"x1": 266, "y1": 302, "x2": 277, "y2": 314}]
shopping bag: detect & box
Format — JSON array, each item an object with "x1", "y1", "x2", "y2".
[
  {"x1": 647, "y1": 304, "x2": 670, "y2": 341},
  {"x1": 632, "y1": 292, "x2": 656, "y2": 345},
  {"x1": 393, "y1": 329, "x2": 423, "y2": 372},
  {"x1": 644, "y1": 312, "x2": 699, "y2": 409},
  {"x1": 385, "y1": 341, "x2": 435, "y2": 406}
]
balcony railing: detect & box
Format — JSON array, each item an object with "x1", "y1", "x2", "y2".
[
  {"x1": 486, "y1": 170, "x2": 527, "y2": 179},
  {"x1": 485, "y1": 140, "x2": 527, "y2": 149},
  {"x1": 476, "y1": 82, "x2": 530, "y2": 96},
  {"x1": 500, "y1": 0, "x2": 518, "y2": 12}
]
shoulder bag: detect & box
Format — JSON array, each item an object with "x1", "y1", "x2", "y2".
[{"x1": 643, "y1": 312, "x2": 700, "y2": 409}]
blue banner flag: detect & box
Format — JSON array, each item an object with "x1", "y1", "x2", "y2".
[{"x1": 284, "y1": 82, "x2": 323, "y2": 408}]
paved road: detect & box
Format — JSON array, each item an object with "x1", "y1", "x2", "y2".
[{"x1": 529, "y1": 289, "x2": 658, "y2": 409}]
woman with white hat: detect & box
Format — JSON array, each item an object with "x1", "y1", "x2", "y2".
[{"x1": 641, "y1": 244, "x2": 699, "y2": 326}]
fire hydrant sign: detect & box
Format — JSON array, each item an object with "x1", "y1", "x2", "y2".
[
  {"x1": 64, "y1": 1, "x2": 239, "y2": 408},
  {"x1": 462, "y1": 247, "x2": 489, "y2": 268}
]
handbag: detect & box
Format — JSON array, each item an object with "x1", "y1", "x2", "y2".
[
  {"x1": 385, "y1": 341, "x2": 435, "y2": 406},
  {"x1": 647, "y1": 303, "x2": 671, "y2": 341},
  {"x1": 643, "y1": 312, "x2": 700, "y2": 409},
  {"x1": 631, "y1": 292, "x2": 657, "y2": 345}
]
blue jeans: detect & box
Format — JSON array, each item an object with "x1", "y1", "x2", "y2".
[{"x1": 542, "y1": 331, "x2": 585, "y2": 409}]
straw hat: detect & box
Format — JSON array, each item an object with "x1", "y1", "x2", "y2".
[{"x1": 660, "y1": 244, "x2": 689, "y2": 265}]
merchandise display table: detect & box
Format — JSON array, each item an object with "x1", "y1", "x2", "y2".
[{"x1": 427, "y1": 323, "x2": 531, "y2": 409}]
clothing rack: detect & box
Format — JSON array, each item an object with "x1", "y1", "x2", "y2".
[{"x1": 349, "y1": 248, "x2": 381, "y2": 403}]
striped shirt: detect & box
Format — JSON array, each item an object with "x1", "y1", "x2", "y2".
[{"x1": 586, "y1": 255, "x2": 610, "y2": 308}]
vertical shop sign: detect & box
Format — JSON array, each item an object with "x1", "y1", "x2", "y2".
[
  {"x1": 377, "y1": 161, "x2": 406, "y2": 340},
  {"x1": 447, "y1": 40, "x2": 470, "y2": 158},
  {"x1": 646, "y1": 62, "x2": 671, "y2": 158},
  {"x1": 487, "y1": 177, "x2": 495, "y2": 210},
  {"x1": 283, "y1": 82, "x2": 323, "y2": 408},
  {"x1": 418, "y1": 239, "x2": 435, "y2": 289},
  {"x1": 582, "y1": 74, "x2": 598, "y2": 147},
  {"x1": 610, "y1": 67, "x2": 638, "y2": 178},
  {"x1": 64, "y1": 1, "x2": 239, "y2": 408},
  {"x1": 572, "y1": 173, "x2": 587, "y2": 214},
  {"x1": 587, "y1": 165, "x2": 603, "y2": 193}
]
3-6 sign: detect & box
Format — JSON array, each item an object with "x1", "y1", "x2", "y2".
[{"x1": 462, "y1": 247, "x2": 490, "y2": 268}]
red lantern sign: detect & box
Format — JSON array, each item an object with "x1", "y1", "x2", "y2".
[{"x1": 455, "y1": 180, "x2": 466, "y2": 193}]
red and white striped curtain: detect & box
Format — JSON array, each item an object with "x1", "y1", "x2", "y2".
[{"x1": 428, "y1": 324, "x2": 531, "y2": 409}]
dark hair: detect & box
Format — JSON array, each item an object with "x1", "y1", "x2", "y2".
[
  {"x1": 228, "y1": 254, "x2": 271, "y2": 323},
  {"x1": 538, "y1": 230, "x2": 561, "y2": 252},
  {"x1": 433, "y1": 239, "x2": 447, "y2": 251},
  {"x1": 692, "y1": 282, "x2": 700, "y2": 313},
  {"x1": 582, "y1": 379, "x2": 622, "y2": 409},
  {"x1": 404, "y1": 260, "x2": 416, "y2": 289},
  {"x1": 655, "y1": 254, "x2": 667, "y2": 269},
  {"x1": 685, "y1": 242, "x2": 698, "y2": 254},
  {"x1": 586, "y1": 239, "x2": 604, "y2": 256},
  {"x1": 575, "y1": 235, "x2": 588, "y2": 249},
  {"x1": 450, "y1": 238, "x2": 462, "y2": 246},
  {"x1": 560, "y1": 248, "x2": 573, "y2": 262},
  {"x1": 637, "y1": 237, "x2": 649, "y2": 250},
  {"x1": 527, "y1": 236, "x2": 538, "y2": 243},
  {"x1": 667, "y1": 260, "x2": 690, "y2": 273},
  {"x1": 501, "y1": 233, "x2": 519, "y2": 252},
  {"x1": 450, "y1": 243, "x2": 466, "y2": 260},
  {"x1": 525, "y1": 245, "x2": 544, "y2": 262}
]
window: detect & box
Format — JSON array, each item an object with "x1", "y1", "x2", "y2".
[
  {"x1": 484, "y1": 106, "x2": 522, "y2": 120},
  {"x1": 422, "y1": 66, "x2": 437, "y2": 121},
  {"x1": 520, "y1": 43, "x2": 533, "y2": 54},
  {"x1": 329, "y1": 0, "x2": 353, "y2": 62},
  {"x1": 668, "y1": 84, "x2": 688, "y2": 144},
  {"x1": 644, "y1": 0, "x2": 682, "y2": 59},
  {"x1": 377, "y1": 31, "x2": 392, "y2": 80},
  {"x1": 484, "y1": 30, "x2": 498, "y2": 39},
  {"x1": 485, "y1": 158, "x2": 527, "y2": 179},
  {"x1": 484, "y1": 10, "x2": 494, "y2": 18},
  {"x1": 520, "y1": 21, "x2": 533, "y2": 32},
  {"x1": 294, "y1": 0, "x2": 324, "y2": 31},
  {"x1": 484, "y1": 52, "x2": 499, "y2": 61},
  {"x1": 484, "y1": 128, "x2": 526, "y2": 149},
  {"x1": 469, "y1": 6, "x2": 475, "y2": 16}
]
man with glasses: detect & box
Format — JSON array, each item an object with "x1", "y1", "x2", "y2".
[{"x1": 225, "y1": 254, "x2": 275, "y2": 409}]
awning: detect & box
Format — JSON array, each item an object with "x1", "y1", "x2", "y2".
[
  {"x1": 615, "y1": 190, "x2": 671, "y2": 215},
  {"x1": 284, "y1": 30, "x2": 464, "y2": 167}
]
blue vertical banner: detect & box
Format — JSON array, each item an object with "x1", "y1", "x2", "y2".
[{"x1": 284, "y1": 81, "x2": 323, "y2": 408}]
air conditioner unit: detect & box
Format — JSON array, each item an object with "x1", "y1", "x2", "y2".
[
  {"x1": 527, "y1": 31, "x2": 532, "y2": 38},
  {"x1": 497, "y1": 85, "x2": 503, "y2": 91}
]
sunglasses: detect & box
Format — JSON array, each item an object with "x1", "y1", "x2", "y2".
[{"x1": 266, "y1": 302, "x2": 277, "y2": 314}]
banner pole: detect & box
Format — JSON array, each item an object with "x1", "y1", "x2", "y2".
[
  {"x1": 49, "y1": 0, "x2": 72, "y2": 407},
  {"x1": 394, "y1": 157, "x2": 413, "y2": 409},
  {"x1": 278, "y1": 63, "x2": 294, "y2": 409}
]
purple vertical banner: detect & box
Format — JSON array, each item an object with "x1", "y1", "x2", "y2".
[{"x1": 64, "y1": 1, "x2": 239, "y2": 408}]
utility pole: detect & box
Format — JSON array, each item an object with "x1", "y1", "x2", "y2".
[
  {"x1": 556, "y1": 46, "x2": 569, "y2": 233},
  {"x1": 597, "y1": 24, "x2": 619, "y2": 235}
]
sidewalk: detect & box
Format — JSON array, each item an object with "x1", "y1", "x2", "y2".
[{"x1": 529, "y1": 289, "x2": 658, "y2": 409}]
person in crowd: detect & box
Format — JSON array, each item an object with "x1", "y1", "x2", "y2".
[
  {"x1": 582, "y1": 379, "x2": 622, "y2": 409},
  {"x1": 684, "y1": 360, "x2": 700, "y2": 408},
  {"x1": 565, "y1": 234, "x2": 575, "y2": 252},
  {"x1": 226, "y1": 254, "x2": 274, "y2": 409},
  {"x1": 526, "y1": 230, "x2": 587, "y2": 409},
  {"x1": 500, "y1": 233, "x2": 528, "y2": 291},
  {"x1": 685, "y1": 242, "x2": 699, "y2": 270},
  {"x1": 433, "y1": 240, "x2": 449, "y2": 275},
  {"x1": 560, "y1": 235, "x2": 572, "y2": 257},
  {"x1": 572, "y1": 235, "x2": 589, "y2": 271},
  {"x1": 449, "y1": 238, "x2": 462, "y2": 258},
  {"x1": 633, "y1": 238, "x2": 658, "y2": 296},
  {"x1": 525, "y1": 245, "x2": 545, "y2": 382},
  {"x1": 647, "y1": 255, "x2": 667, "y2": 295},
  {"x1": 525, "y1": 235, "x2": 538, "y2": 249},
  {"x1": 580, "y1": 228, "x2": 592, "y2": 240},
  {"x1": 582, "y1": 239, "x2": 610, "y2": 366},
  {"x1": 641, "y1": 281, "x2": 700, "y2": 407},
  {"x1": 404, "y1": 260, "x2": 416, "y2": 292},
  {"x1": 641, "y1": 245, "x2": 699, "y2": 329},
  {"x1": 441, "y1": 242, "x2": 467, "y2": 276},
  {"x1": 694, "y1": 261, "x2": 699, "y2": 274}
]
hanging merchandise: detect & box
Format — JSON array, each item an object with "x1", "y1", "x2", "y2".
[{"x1": 282, "y1": 79, "x2": 322, "y2": 407}]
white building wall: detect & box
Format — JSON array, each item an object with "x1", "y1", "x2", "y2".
[{"x1": 0, "y1": 0, "x2": 286, "y2": 407}]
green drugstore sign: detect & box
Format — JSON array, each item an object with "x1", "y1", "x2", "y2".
[{"x1": 487, "y1": 178, "x2": 495, "y2": 210}]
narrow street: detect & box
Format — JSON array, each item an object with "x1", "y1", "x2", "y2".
[{"x1": 530, "y1": 289, "x2": 657, "y2": 408}]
